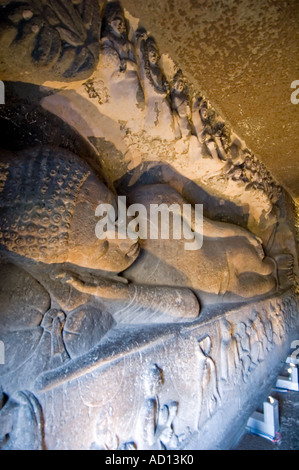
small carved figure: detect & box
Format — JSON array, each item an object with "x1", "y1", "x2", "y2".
[
  {"x1": 272, "y1": 300, "x2": 286, "y2": 340},
  {"x1": 247, "y1": 317, "x2": 264, "y2": 369},
  {"x1": 41, "y1": 309, "x2": 70, "y2": 369},
  {"x1": 137, "y1": 364, "x2": 163, "y2": 449},
  {"x1": 220, "y1": 318, "x2": 240, "y2": 384},
  {"x1": 94, "y1": 1, "x2": 143, "y2": 119},
  {"x1": 136, "y1": 366, "x2": 180, "y2": 450},
  {"x1": 235, "y1": 321, "x2": 252, "y2": 382},
  {"x1": 192, "y1": 98, "x2": 229, "y2": 160},
  {"x1": 93, "y1": 406, "x2": 119, "y2": 450},
  {"x1": 83, "y1": 78, "x2": 110, "y2": 104},
  {"x1": 170, "y1": 70, "x2": 192, "y2": 139},
  {"x1": 282, "y1": 295, "x2": 298, "y2": 330},
  {"x1": 197, "y1": 336, "x2": 220, "y2": 427},
  {"x1": 252, "y1": 312, "x2": 268, "y2": 359},
  {"x1": 212, "y1": 116, "x2": 230, "y2": 161},
  {"x1": 158, "y1": 401, "x2": 180, "y2": 450},
  {"x1": 229, "y1": 165, "x2": 243, "y2": 182},
  {"x1": 135, "y1": 30, "x2": 175, "y2": 140},
  {"x1": 100, "y1": 1, "x2": 136, "y2": 74}
]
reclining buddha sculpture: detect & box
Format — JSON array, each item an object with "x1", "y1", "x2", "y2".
[{"x1": 0, "y1": 146, "x2": 279, "y2": 319}]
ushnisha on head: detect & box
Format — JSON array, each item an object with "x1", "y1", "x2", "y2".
[{"x1": 0, "y1": 147, "x2": 140, "y2": 272}]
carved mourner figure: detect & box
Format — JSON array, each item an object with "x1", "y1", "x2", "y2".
[
  {"x1": 134, "y1": 364, "x2": 180, "y2": 450},
  {"x1": 100, "y1": 1, "x2": 136, "y2": 74},
  {"x1": 192, "y1": 98, "x2": 228, "y2": 161},
  {"x1": 197, "y1": 337, "x2": 220, "y2": 427},
  {"x1": 170, "y1": 70, "x2": 192, "y2": 140},
  {"x1": 137, "y1": 364, "x2": 163, "y2": 449},
  {"x1": 220, "y1": 318, "x2": 240, "y2": 384}
]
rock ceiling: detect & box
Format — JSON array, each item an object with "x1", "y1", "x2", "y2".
[{"x1": 121, "y1": 0, "x2": 299, "y2": 203}]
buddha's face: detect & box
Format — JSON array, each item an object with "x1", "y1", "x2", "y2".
[
  {"x1": 110, "y1": 17, "x2": 126, "y2": 36},
  {"x1": 244, "y1": 157, "x2": 252, "y2": 168},
  {"x1": 67, "y1": 174, "x2": 140, "y2": 272}
]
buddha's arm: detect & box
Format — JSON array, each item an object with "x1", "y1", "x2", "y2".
[{"x1": 61, "y1": 274, "x2": 131, "y2": 300}]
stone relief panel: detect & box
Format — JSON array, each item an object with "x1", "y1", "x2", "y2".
[
  {"x1": 1, "y1": 291, "x2": 297, "y2": 450},
  {"x1": 196, "y1": 336, "x2": 221, "y2": 429}
]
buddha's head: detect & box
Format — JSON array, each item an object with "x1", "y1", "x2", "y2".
[{"x1": 0, "y1": 147, "x2": 140, "y2": 273}]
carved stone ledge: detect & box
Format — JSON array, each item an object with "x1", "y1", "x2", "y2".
[{"x1": 1, "y1": 290, "x2": 297, "y2": 450}]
